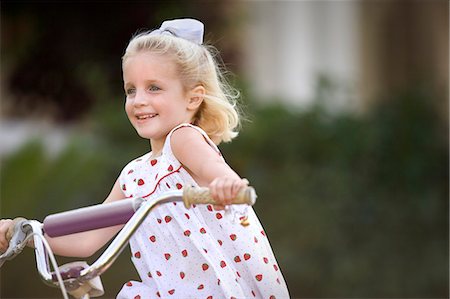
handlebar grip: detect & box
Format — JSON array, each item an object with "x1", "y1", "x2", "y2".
[
  {"x1": 43, "y1": 198, "x2": 144, "y2": 237},
  {"x1": 182, "y1": 186, "x2": 257, "y2": 209}
]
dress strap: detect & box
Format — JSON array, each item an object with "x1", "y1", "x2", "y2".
[{"x1": 163, "y1": 123, "x2": 221, "y2": 157}]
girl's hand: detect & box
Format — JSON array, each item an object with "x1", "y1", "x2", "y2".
[
  {"x1": 209, "y1": 177, "x2": 249, "y2": 210},
  {"x1": 0, "y1": 219, "x2": 13, "y2": 253}
]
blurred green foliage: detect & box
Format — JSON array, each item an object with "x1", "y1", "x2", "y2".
[
  {"x1": 223, "y1": 87, "x2": 448, "y2": 297},
  {"x1": 1, "y1": 84, "x2": 448, "y2": 297}
]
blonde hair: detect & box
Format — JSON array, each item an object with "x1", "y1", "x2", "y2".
[{"x1": 122, "y1": 32, "x2": 241, "y2": 144}]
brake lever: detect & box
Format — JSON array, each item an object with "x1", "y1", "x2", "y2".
[{"x1": 0, "y1": 218, "x2": 31, "y2": 267}]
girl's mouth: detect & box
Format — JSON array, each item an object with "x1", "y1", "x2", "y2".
[{"x1": 136, "y1": 113, "x2": 158, "y2": 120}]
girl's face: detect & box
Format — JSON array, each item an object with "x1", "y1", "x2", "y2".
[{"x1": 123, "y1": 52, "x2": 193, "y2": 152}]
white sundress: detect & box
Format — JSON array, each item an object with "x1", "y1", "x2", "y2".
[{"x1": 116, "y1": 124, "x2": 290, "y2": 299}]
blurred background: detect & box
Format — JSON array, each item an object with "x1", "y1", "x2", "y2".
[{"x1": 1, "y1": 1, "x2": 448, "y2": 298}]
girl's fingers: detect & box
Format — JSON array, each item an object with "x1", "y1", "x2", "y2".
[
  {"x1": 0, "y1": 219, "x2": 13, "y2": 252},
  {"x1": 210, "y1": 177, "x2": 250, "y2": 208},
  {"x1": 213, "y1": 204, "x2": 225, "y2": 211},
  {"x1": 231, "y1": 178, "x2": 248, "y2": 198},
  {"x1": 222, "y1": 179, "x2": 234, "y2": 205},
  {"x1": 210, "y1": 178, "x2": 228, "y2": 205},
  {"x1": 229, "y1": 178, "x2": 245, "y2": 199},
  {"x1": 231, "y1": 181, "x2": 240, "y2": 198},
  {"x1": 216, "y1": 180, "x2": 229, "y2": 205}
]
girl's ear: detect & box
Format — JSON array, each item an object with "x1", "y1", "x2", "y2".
[{"x1": 187, "y1": 85, "x2": 205, "y2": 110}]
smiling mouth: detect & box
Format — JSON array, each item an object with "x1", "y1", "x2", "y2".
[{"x1": 136, "y1": 113, "x2": 158, "y2": 120}]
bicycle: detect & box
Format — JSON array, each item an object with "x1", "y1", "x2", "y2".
[{"x1": 0, "y1": 186, "x2": 256, "y2": 299}]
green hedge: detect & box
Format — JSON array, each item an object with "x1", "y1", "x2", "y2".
[{"x1": 221, "y1": 89, "x2": 448, "y2": 297}]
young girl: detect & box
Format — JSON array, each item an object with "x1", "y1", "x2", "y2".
[{"x1": 0, "y1": 18, "x2": 290, "y2": 299}]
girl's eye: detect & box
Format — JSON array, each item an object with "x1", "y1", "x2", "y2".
[
  {"x1": 126, "y1": 88, "x2": 136, "y2": 96},
  {"x1": 149, "y1": 85, "x2": 161, "y2": 92}
]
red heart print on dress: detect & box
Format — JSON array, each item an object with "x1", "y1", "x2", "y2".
[
  {"x1": 137, "y1": 179, "x2": 145, "y2": 186},
  {"x1": 134, "y1": 296, "x2": 141, "y2": 299},
  {"x1": 184, "y1": 213, "x2": 190, "y2": 219},
  {"x1": 197, "y1": 284, "x2": 204, "y2": 290},
  {"x1": 255, "y1": 274, "x2": 263, "y2": 281},
  {"x1": 168, "y1": 165, "x2": 173, "y2": 171},
  {"x1": 156, "y1": 270, "x2": 162, "y2": 276},
  {"x1": 230, "y1": 234, "x2": 237, "y2": 241},
  {"x1": 220, "y1": 260, "x2": 226, "y2": 268},
  {"x1": 182, "y1": 249, "x2": 188, "y2": 257},
  {"x1": 122, "y1": 184, "x2": 127, "y2": 191},
  {"x1": 184, "y1": 230, "x2": 191, "y2": 237},
  {"x1": 273, "y1": 264, "x2": 279, "y2": 271},
  {"x1": 134, "y1": 252, "x2": 141, "y2": 258},
  {"x1": 126, "y1": 281, "x2": 133, "y2": 286},
  {"x1": 180, "y1": 272, "x2": 185, "y2": 279},
  {"x1": 202, "y1": 263, "x2": 209, "y2": 271},
  {"x1": 149, "y1": 235, "x2": 156, "y2": 242},
  {"x1": 234, "y1": 256, "x2": 241, "y2": 263},
  {"x1": 157, "y1": 218, "x2": 162, "y2": 224},
  {"x1": 200, "y1": 227, "x2": 206, "y2": 234},
  {"x1": 165, "y1": 216, "x2": 172, "y2": 223},
  {"x1": 156, "y1": 291, "x2": 161, "y2": 297},
  {"x1": 218, "y1": 239, "x2": 223, "y2": 246},
  {"x1": 263, "y1": 257, "x2": 269, "y2": 264},
  {"x1": 216, "y1": 213, "x2": 223, "y2": 219},
  {"x1": 176, "y1": 183, "x2": 183, "y2": 189},
  {"x1": 207, "y1": 205, "x2": 213, "y2": 211},
  {"x1": 150, "y1": 159, "x2": 157, "y2": 166},
  {"x1": 244, "y1": 253, "x2": 251, "y2": 260},
  {"x1": 164, "y1": 253, "x2": 171, "y2": 260},
  {"x1": 168, "y1": 289, "x2": 175, "y2": 295},
  {"x1": 127, "y1": 169, "x2": 134, "y2": 174},
  {"x1": 270, "y1": 296, "x2": 276, "y2": 299}
]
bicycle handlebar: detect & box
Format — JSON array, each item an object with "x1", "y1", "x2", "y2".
[
  {"x1": 0, "y1": 186, "x2": 257, "y2": 299},
  {"x1": 43, "y1": 186, "x2": 256, "y2": 237}
]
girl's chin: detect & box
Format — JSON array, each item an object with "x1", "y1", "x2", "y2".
[
  {"x1": 135, "y1": 128, "x2": 162, "y2": 140},
  {"x1": 136, "y1": 131, "x2": 155, "y2": 139}
]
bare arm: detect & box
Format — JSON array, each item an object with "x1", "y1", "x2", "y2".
[
  {"x1": 171, "y1": 127, "x2": 248, "y2": 206},
  {"x1": 45, "y1": 179, "x2": 126, "y2": 257}
]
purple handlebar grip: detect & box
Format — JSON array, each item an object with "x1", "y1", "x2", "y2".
[{"x1": 43, "y1": 198, "x2": 144, "y2": 237}]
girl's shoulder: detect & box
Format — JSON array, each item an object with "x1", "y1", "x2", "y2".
[{"x1": 163, "y1": 123, "x2": 220, "y2": 157}]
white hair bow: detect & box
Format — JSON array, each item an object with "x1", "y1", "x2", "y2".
[{"x1": 150, "y1": 18, "x2": 204, "y2": 45}]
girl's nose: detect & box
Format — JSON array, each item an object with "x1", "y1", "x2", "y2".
[{"x1": 133, "y1": 90, "x2": 148, "y2": 107}]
